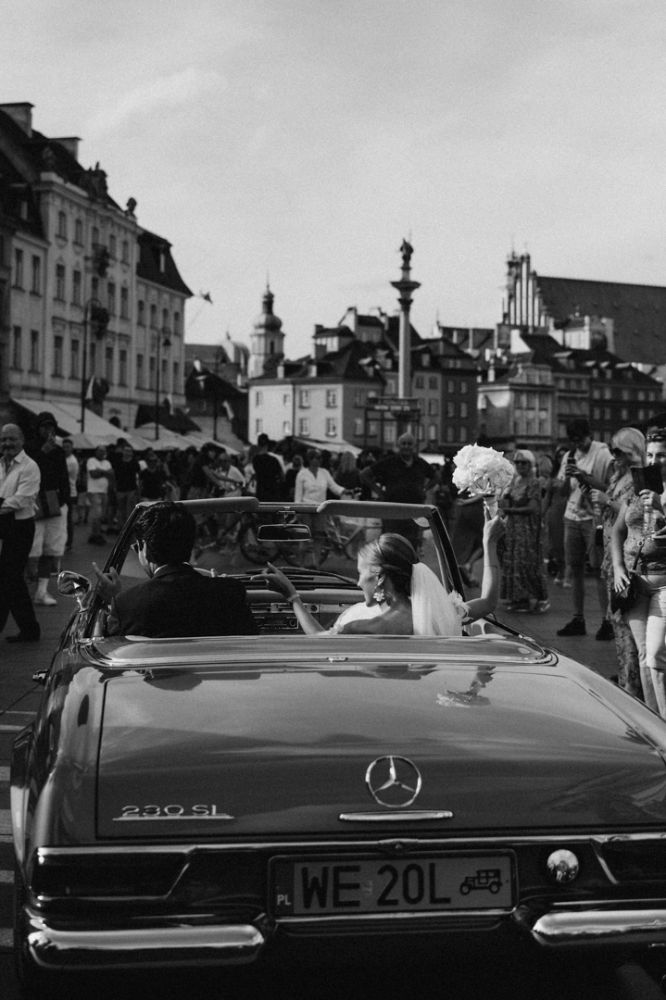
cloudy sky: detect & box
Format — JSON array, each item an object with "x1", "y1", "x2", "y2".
[{"x1": 5, "y1": 0, "x2": 666, "y2": 358}]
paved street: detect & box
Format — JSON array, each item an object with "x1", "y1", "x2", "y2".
[{"x1": 0, "y1": 527, "x2": 623, "y2": 995}]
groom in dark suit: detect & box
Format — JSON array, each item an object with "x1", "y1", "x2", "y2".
[{"x1": 95, "y1": 501, "x2": 257, "y2": 637}]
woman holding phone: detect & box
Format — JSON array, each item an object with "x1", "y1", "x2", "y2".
[
  {"x1": 611, "y1": 429, "x2": 666, "y2": 716},
  {"x1": 591, "y1": 428, "x2": 645, "y2": 698}
]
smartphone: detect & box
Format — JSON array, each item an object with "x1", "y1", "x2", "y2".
[{"x1": 631, "y1": 465, "x2": 663, "y2": 494}]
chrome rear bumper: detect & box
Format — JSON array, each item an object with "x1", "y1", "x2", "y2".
[
  {"x1": 516, "y1": 902, "x2": 666, "y2": 948},
  {"x1": 23, "y1": 911, "x2": 265, "y2": 970}
]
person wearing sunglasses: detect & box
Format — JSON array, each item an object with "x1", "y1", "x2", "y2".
[
  {"x1": 590, "y1": 427, "x2": 646, "y2": 698},
  {"x1": 93, "y1": 501, "x2": 257, "y2": 638}
]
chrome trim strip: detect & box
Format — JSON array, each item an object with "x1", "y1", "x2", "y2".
[
  {"x1": 522, "y1": 904, "x2": 666, "y2": 947},
  {"x1": 339, "y1": 811, "x2": 453, "y2": 822},
  {"x1": 35, "y1": 830, "x2": 666, "y2": 857},
  {"x1": 112, "y1": 815, "x2": 235, "y2": 822},
  {"x1": 23, "y1": 913, "x2": 265, "y2": 970},
  {"x1": 276, "y1": 909, "x2": 509, "y2": 925}
]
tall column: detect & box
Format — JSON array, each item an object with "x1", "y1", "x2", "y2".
[{"x1": 391, "y1": 240, "x2": 421, "y2": 400}]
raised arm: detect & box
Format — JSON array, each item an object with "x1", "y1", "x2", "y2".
[
  {"x1": 463, "y1": 511, "x2": 504, "y2": 623},
  {"x1": 258, "y1": 562, "x2": 324, "y2": 634}
]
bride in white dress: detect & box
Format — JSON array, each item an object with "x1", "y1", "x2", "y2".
[{"x1": 262, "y1": 512, "x2": 504, "y2": 636}]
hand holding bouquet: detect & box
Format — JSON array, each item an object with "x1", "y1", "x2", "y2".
[{"x1": 452, "y1": 444, "x2": 514, "y2": 517}]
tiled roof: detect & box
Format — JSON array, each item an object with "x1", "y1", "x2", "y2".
[
  {"x1": 137, "y1": 230, "x2": 192, "y2": 296},
  {"x1": 536, "y1": 275, "x2": 666, "y2": 364},
  {"x1": 517, "y1": 333, "x2": 660, "y2": 386}
]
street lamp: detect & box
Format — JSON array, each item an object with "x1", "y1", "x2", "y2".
[
  {"x1": 80, "y1": 298, "x2": 110, "y2": 432},
  {"x1": 154, "y1": 329, "x2": 171, "y2": 441}
]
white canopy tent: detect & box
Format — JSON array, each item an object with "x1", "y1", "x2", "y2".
[{"x1": 12, "y1": 397, "x2": 153, "y2": 451}]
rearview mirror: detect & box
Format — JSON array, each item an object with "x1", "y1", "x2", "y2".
[{"x1": 257, "y1": 523, "x2": 311, "y2": 542}]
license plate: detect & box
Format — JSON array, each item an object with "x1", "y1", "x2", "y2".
[{"x1": 272, "y1": 853, "x2": 514, "y2": 917}]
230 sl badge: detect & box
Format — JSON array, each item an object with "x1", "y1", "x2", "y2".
[{"x1": 113, "y1": 804, "x2": 234, "y2": 821}]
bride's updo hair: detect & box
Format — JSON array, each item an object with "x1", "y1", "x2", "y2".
[{"x1": 360, "y1": 533, "x2": 418, "y2": 599}]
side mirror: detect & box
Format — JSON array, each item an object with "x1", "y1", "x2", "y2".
[{"x1": 57, "y1": 570, "x2": 91, "y2": 610}]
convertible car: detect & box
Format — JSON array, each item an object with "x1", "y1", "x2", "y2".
[{"x1": 10, "y1": 497, "x2": 666, "y2": 995}]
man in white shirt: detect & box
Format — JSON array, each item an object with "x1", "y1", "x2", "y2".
[
  {"x1": 86, "y1": 445, "x2": 113, "y2": 545},
  {"x1": 0, "y1": 424, "x2": 42, "y2": 642}
]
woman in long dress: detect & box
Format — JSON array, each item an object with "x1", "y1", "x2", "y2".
[
  {"x1": 499, "y1": 450, "x2": 549, "y2": 613},
  {"x1": 262, "y1": 512, "x2": 504, "y2": 636}
]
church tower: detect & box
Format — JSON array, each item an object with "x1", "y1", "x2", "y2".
[{"x1": 249, "y1": 283, "x2": 285, "y2": 378}]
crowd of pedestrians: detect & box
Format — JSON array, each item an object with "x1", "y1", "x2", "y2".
[{"x1": 4, "y1": 410, "x2": 666, "y2": 720}]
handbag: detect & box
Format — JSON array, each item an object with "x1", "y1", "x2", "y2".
[
  {"x1": 610, "y1": 542, "x2": 644, "y2": 615},
  {"x1": 34, "y1": 488, "x2": 62, "y2": 520}
]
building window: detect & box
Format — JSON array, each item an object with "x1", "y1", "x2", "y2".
[
  {"x1": 120, "y1": 286, "x2": 129, "y2": 319},
  {"x1": 299, "y1": 389, "x2": 310, "y2": 407},
  {"x1": 255, "y1": 390, "x2": 263, "y2": 406},
  {"x1": 446, "y1": 426, "x2": 455, "y2": 442},
  {"x1": 354, "y1": 389, "x2": 366, "y2": 407},
  {"x1": 428, "y1": 399, "x2": 438, "y2": 416},
  {"x1": 74, "y1": 218, "x2": 83, "y2": 244},
  {"x1": 386, "y1": 379, "x2": 396, "y2": 395},
  {"x1": 57, "y1": 211, "x2": 67, "y2": 239},
  {"x1": 122, "y1": 239, "x2": 129, "y2": 263},
  {"x1": 428, "y1": 424, "x2": 437, "y2": 441},
  {"x1": 109, "y1": 234, "x2": 116, "y2": 258},
  {"x1": 460, "y1": 425, "x2": 469, "y2": 442},
  {"x1": 172, "y1": 361, "x2": 179, "y2": 388},
  {"x1": 13, "y1": 248, "x2": 23, "y2": 288},
  {"x1": 91, "y1": 276, "x2": 99, "y2": 298},
  {"x1": 11, "y1": 327, "x2": 22, "y2": 370},
  {"x1": 415, "y1": 375, "x2": 424, "y2": 389},
  {"x1": 137, "y1": 300, "x2": 145, "y2": 326},
  {"x1": 105, "y1": 346, "x2": 114, "y2": 384},
  {"x1": 446, "y1": 401, "x2": 455, "y2": 418},
  {"x1": 150, "y1": 303, "x2": 157, "y2": 329},
  {"x1": 174, "y1": 311, "x2": 181, "y2": 335},
  {"x1": 89, "y1": 341, "x2": 97, "y2": 374},
  {"x1": 460, "y1": 401, "x2": 468, "y2": 418},
  {"x1": 326, "y1": 418, "x2": 337, "y2": 437},
  {"x1": 282, "y1": 420, "x2": 292, "y2": 436},
  {"x1": 107, "y1": 282, "x2": 116, "y2": 315},
  {"x1": 136, "y1": 353, "x2": 144, "y2": 388},
  {"x1": 385, "y1": 424, "x2": 397, "y2": 444},
  {"x1": 299, "y1": 417, "x2": 310, "y2": 436},
  {"x1": 460, "y1": 381, "x2": 469, "y2": 394},
  {"x1": 31, "y1": 256, "x2": 41, "y2": 294},
  {"x1": 447, "y1": 379, "x2": 456, "y2": 394},
  {"x1": 149, "y1": 355, "x2": 156, "y2": 391},
  {"x1": 119, "y1": 349, "x2": 128, "y2": 386},
  {"x1": 92, "y1": 226, "x2": 99, "y2": 247},
  {"x1": 70, "y1": 339, "x2": 80, "y2": 379},
  {"x1": 282, "y1": 393, "x2": 290, "y2": 406},
  {"x1": 54, "y1": 263, "x2": 66, "y2": 301},
  {"x1": 72, "y1": 269, "x2": 82, "y2": 305},
  {"x1": 255, "y1": 419, "x2": 263, "y2": 437},
  {"x1": 428, "y1": 376, "x2": 437, "y2": 389},
  {"x1": 326, "y1": 389, "x2": 337, "y2": 407},
  {"x1": 53, "y1": 335, "x2": 63, "y2": 376},
  {"x1": 30, "y1": 330, "x2": 39, "y2": 372}
]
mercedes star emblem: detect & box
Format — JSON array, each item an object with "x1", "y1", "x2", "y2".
[{"x1": 365, "y1": 755, "x2": 422, "y2": 808}]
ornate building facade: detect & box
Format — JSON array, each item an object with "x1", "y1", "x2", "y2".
[{"x1": 0, "y1": 102, "x2": 191, "y2": 438}]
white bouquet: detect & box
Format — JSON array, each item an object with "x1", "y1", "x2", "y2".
[{"x1": 452, "y1": 444, "x2": 514, "y2": 517}]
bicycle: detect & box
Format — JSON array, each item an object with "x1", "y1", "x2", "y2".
[{"x1": 318, "y1": 512, "x2": 371, "y2": 567}]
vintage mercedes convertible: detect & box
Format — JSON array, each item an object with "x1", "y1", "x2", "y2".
[{"x1": 11, "y1": 497, "x2": 666, "y2": 994}]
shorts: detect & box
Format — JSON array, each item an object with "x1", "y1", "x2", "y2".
[
  {"x1": 88, "y1": 492, "x2": 108, "y2": 520},
  {"x1": 29, "y1": 505, "x2": 67, "y2": 558},
  {"x1": 564, "y1": 518, "x2": 601, "y2": 571}
]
